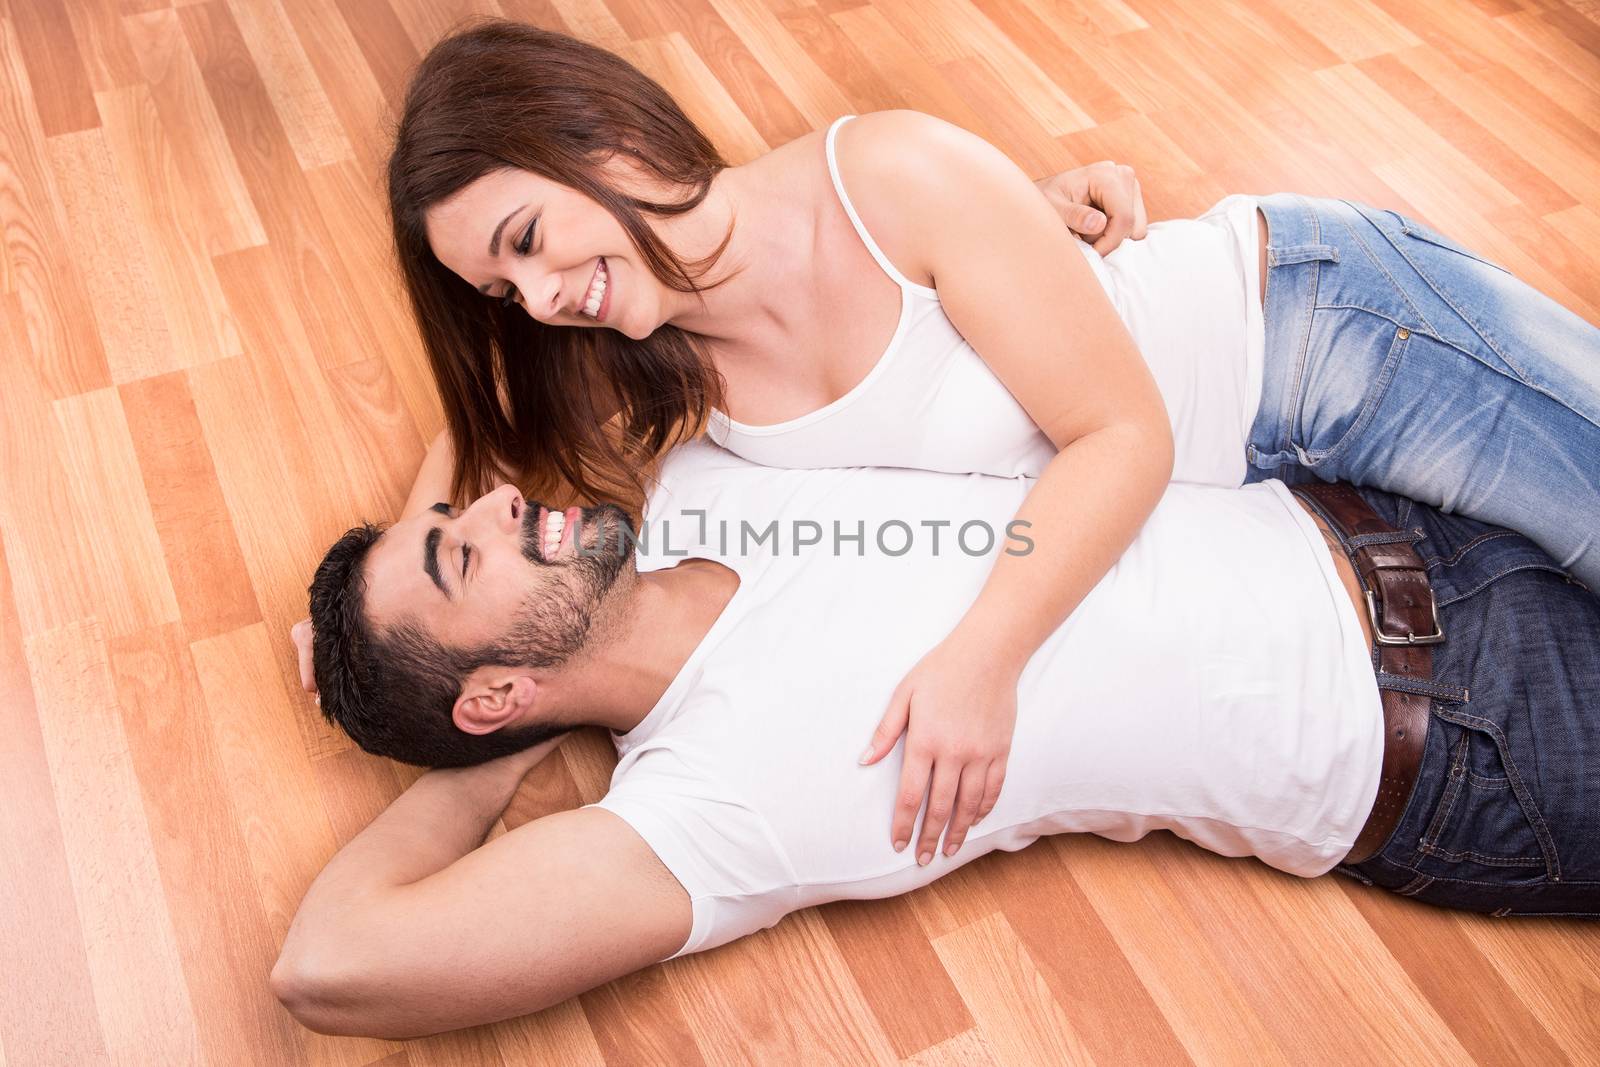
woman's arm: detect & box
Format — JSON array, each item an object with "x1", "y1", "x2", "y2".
[
  {"x1": 852, "y1": 112, "x2": 1174, "y2": 863},
  {"x1": 401, "y1": 428, "x2": 459, "y2": 518}
]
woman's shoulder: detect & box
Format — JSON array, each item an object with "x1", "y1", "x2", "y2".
[
  {"x1": 832, "y1": 108, "x2": 975, "y2": 154},
  {"x1": 833, "y1": 110, "x2": 1016, "y2": 188},
  {"x1": 830, "y1": 110, "x2": 1029, "y2": 289}
]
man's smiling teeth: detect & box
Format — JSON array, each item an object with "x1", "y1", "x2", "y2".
[
  {"x1": 543, "y1": 509, "x2": 565, "y2": 558},
  {"x1": 581, "y1": 258, "x2": 607, "y2": 318}
]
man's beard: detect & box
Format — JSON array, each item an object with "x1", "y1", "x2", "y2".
[{"x1": 496, "y1": 502, "x2": 638, "y2": 670}]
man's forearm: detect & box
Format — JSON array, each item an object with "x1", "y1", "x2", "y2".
[
  {"x1": 340, "y1": 762, "x2": 525, "y2": 885},
  {"x1": 280, "y1": 759, "x2": 526, "y2": 956}
]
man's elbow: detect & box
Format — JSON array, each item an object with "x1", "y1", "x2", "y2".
[
  {"x1": 271, "y1": 950, "x2": 381, "y2": 1038},
  {"x1": 271, "y1": 950, "x2": 455, "y2": 1041},
  {"x1": 271, "y1": 951, "x2": 342, "y2": 1035}
]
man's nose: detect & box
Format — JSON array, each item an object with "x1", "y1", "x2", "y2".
[{"x1": 462, "y1": 483, "x2": 523, "y2": 536}]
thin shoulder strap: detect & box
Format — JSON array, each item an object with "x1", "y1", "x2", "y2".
[{"x1": 825, "y1": 114, "x2": 932, "y2": 294}]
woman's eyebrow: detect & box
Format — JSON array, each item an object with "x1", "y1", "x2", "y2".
[{"x1": 489, "y1": 204, "x2": 527, "y2": 257}]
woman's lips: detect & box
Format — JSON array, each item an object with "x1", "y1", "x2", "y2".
[{"x1": 595, "y1": 259, "x2": 612, "y2": 322}]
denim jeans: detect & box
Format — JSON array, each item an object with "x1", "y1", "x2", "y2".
[
  {"x1": 1243, "y1": 193, "x2": 1600, "y2": 590},
  {"x1": 1316, "y1": 483, "x2": 1599, "y2": 916}
]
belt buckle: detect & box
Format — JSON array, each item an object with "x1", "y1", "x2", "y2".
[{"x1": 1364, "y1": 573, "x2": 1445, "y2": 646}]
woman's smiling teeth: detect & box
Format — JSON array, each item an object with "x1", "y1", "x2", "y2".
[{"x1": 581, "y1": 257, "x2": 607, "y2": 319}]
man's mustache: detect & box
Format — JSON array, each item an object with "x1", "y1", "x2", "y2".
[{"x1": 519, "y1": 503, "x2": 637, "y2": 565}]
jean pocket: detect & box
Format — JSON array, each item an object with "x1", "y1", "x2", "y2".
[
  {"x1": 1291, "y1": 310, "x2": 1410, "y2": 468},
  {"x1": 1410, "y1": 707, "x2": 1559, "y2": 884}
]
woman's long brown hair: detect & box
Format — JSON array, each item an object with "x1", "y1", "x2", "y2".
[{"x1": 388, "y1": 19, "x2": 736, "y2": 509}]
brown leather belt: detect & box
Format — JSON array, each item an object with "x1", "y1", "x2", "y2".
[{"x1": 1290, "y1": 482, "x2": 1443, "y2": 865}]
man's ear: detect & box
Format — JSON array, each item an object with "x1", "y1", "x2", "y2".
[{"x1": 452, "y1": 669, "x2": 540, "y2": 736}]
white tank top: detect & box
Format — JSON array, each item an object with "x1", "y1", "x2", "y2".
[
  {"x1": 705, "y1": 114, "x2": 1265, "y2": 486},
  {"x1": 588, "y1": 441, "x2": 1383, "y2": 959}
]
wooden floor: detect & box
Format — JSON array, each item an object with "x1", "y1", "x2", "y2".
[{"x1": 2, "y1": 0, "x2": 1598, "y2": 1062}]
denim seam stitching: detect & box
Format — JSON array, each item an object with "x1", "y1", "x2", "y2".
[
  {"x1": 1397, "y1": 872, "x2": 1434, "y2": 896},
  {"x1": 1502, "y1": 911, "x2": 1600, "y2": 918},
  {"x1": 1426, "y1": 528, "x2": 1523, "y2": 569},
  {"x1": 1375, "y1": 216, "x2": 1530, "y2": 382},
  {"x1": 1279, "y1": 195, "x2": 1323, "y2": 458},
  {"x1": 1429, "y1": 874, "x2": 1600, "y2": 890},
  {"x1": 1306, "y1": 302, "x2": 1427, "y2": 332},
  {"x1": 1370, "y1": 213, "x2": 1600, "y2": 434},
  {"x1": 1414, "y1": 730, "x2": 1469, "y2": 865},
  {"x1": 1415, "y1": 843, "x2": 1545, "y2": 867},
  {"x1": 1431, "y1": 705, "x2": 1563, "y2": 881},
  {"x1": 1299, "y1": 300, "x2": 1548, "y2": 409},
  {"x1": 1435, "y1": 561, "x2": 1580, "y2": 608},
  {"x1": 1330, "y1": 203, "x2": 1438, "y2": 334}
]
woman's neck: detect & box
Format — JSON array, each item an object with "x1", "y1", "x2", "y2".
[{"x1": 657, "y1": 152, "x2": 821, "y2": 358}]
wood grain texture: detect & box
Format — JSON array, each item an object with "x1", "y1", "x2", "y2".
[
  {"x1": 2, "y1": 0, "x2": 1597, "y2": 1062},
  {"x1": 0, "y1": 19, "x2": 111, "y2": 398}
]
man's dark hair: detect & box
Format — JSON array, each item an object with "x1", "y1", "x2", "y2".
[{"x1": 307, "y1": 523, "x2": 577, "y2": 768}]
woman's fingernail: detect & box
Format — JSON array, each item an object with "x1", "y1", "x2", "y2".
[
  {"x1": 858, "y1": 746, "x2": 874, "y2": 764},
  {"x1": 893, "y1": 838, "x2": 906, "y2": 852},
  {"x1": 944, "y1": 842, "x2": 957, "y2": 855},
  {"x1": 918, "y1": 850, "x2": 932, "y2": 866}
]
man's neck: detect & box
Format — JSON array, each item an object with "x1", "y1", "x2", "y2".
[{"x1": 542, "y1": 560, "x2": 739, "y2": 735}]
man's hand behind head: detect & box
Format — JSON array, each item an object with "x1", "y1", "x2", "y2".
[{"x1": 292, "y1": 617, "x2": 319, "y2": 697}]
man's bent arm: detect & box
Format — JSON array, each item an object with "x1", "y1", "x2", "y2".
[
  {"x1": 271, "y1": 743, "x2": 692, "y2": 1039},
  {"x1": 272, "y1": 746, "x2": 553, "y2": 1013},
  {"x1": 286, "y1": 744, "x2": 554, "y2": 914}
]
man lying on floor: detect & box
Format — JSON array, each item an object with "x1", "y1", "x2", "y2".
[{"x1": 274, "y1": 439, "x2": 1599, "y2": 1039}]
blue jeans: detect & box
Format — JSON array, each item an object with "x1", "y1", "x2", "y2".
[
  {"x1": 1244, "y1": 193, "x2": 1600, "y2": 590},
  {"x1": 1319, "y1": 484, "x2": 1599, "y2": 916}
]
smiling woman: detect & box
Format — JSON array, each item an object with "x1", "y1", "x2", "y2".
[{"x1": 387, "y1": 20, "x2": 739, "y2": 508}]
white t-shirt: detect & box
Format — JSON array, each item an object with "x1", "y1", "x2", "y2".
[{"x1": 586, "y1": 441, "x2": 1382, "y2": 960}]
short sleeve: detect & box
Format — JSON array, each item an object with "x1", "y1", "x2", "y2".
[{"x1": 585, "y1": 743, "x2": 799, "y2": 959}]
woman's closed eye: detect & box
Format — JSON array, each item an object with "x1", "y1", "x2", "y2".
[{"x1": 496, "y1": 218, "x2": 538, "y2": 307}]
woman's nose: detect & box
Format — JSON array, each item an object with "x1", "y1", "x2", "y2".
[{"x1": 509, "y1": 265, "x2": 564, "y2": 321}]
